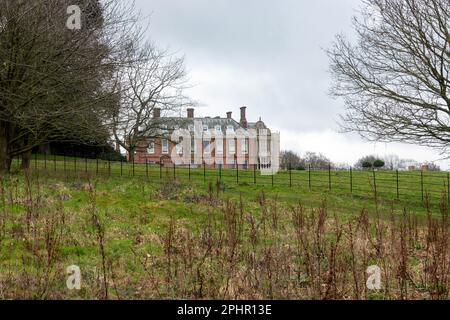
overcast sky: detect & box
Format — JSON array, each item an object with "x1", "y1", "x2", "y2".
[{"x1": 133, "y1": 0, "x2": 448, "y2": 168}]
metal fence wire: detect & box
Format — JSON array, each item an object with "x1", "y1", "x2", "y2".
[{"x1": 12, "y1": 155, "x2": 450, "y2": 207}]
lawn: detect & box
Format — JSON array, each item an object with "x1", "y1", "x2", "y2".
[{"x1": 10, "y1": 155, "x2": 450, "y2": 212}]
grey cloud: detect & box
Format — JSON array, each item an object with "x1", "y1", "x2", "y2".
[{"x1": 131, "y1": 0, "x2": 445, "y2": 167}]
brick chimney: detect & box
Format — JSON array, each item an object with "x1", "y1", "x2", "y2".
[
  {"x1": 226, "y1": 111, "x2": 232, "y2": 119},
  {"x1": 153, "y1": 108, "x2": 161, "y2": 118},
  {"x1": 187, "y1": 108, "x2": 194, "y2": 118},
  {"x1": 240, "y1": 106, "x2": 247, "y2": 128}
]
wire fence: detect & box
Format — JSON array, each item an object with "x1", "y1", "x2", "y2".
[{"x1": 12, "y1": 154, "x2": 450, "y2": 207}]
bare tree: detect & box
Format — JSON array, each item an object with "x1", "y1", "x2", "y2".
[
  {"x1": 0, "y1": 0, "x2": 140, "y2": 173},
  {"x1": 300, "y1": 152, "x2": 333, "y2": 169},
  {"x1": 112, "y1": 42, "x2": 190, "y2": 163},
  {"x1": 329, "y1": 0, "x2": 450, "y2": 154},
  {"x1": 280, "y1": 150, "x2": 301, "y2": 169}
]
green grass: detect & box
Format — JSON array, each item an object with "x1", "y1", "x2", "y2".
[{"x1": 10, "y1": 155, "x2": 450, "y2": 214}]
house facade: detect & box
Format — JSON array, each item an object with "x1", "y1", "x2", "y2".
[{"x1": 131, "y1": 107, "x2": 279, "y2": 170}]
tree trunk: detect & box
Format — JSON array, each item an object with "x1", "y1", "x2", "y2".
[
  {"x1": 21, "y1": 150, "x2": 32, "y2": 170},
  {"x1": 0, "y1": 122, "x2": 12, "y2": 174},
  {"x1": 128, "y1": 149, "x2": 135, "y2": 163}
]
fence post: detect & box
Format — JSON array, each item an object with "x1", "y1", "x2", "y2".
[
  {"x1": 173, "y1": 163, "x2": 176, "y2": 180},
  {"x1": 447, "y1": 173, "x2": 449, "y2": 208},
  {"x1": 308, "y1": 164, "x2": 311, "y2": 190},
  {"x1": 236, "y1": 163, "x2": 239, "y2": 184},
  {"x1": 159, "y1": 162, "x2": 162, "y2": 180},
  {"x1": 350, "y1": 167, "x2": 353, "y2": 194},
  {"x1": 146, "y1": 159, "x2": 148, "y2": 179},
  {"x1": 203, "y1": 162, "x2": 206, "y2": 182},
  {"x1": 420, "y1": 170, "x2": 424, "y2": 202},
  {"x1": 396, "y1": 170, "x2": 399, "y2": 199},
  {"x1": 271, "y1": 168, "x2": 274, "y2": 187},
  {"x1": 219, "y1": 164, "x2": 222, "y2": 181},
  {"x1": 328, "y1": 164, "x2": 331, "y2": 191},
  {"x1": 253, "y1": 163, "x2": 257, "y2": 185},
  {"x1": 372, "y1": 168, "x2": 377, "y2": 198},
  {"x1": 289, "y1": 163, "x2": 292, "y2": 188}
]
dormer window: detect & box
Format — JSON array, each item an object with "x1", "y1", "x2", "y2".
[
  {"x1": 227, "y1": 125, "x2": 234, "y2": 132},
  {"x1": 203, "y1": 125, "x2": 209, "y2": 132},
  {"x1": 215, "y1": 125, "x2": 222, "y2": 133}
]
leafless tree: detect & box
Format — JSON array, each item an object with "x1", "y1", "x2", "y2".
[
  {"x1": 112, "y1": 42, "x2": 190, "y2": 163},
  {"x1": 280, "y1": 150, "x2": 301, "y2": 169},
  {"x1": 300, "y1": 151, "x2": 333, "y2": 170},
  {"x1": 0, "y1": 0, "x2": 141, "y2": 173},
  {"x1": 329, "y1": 0, "x2": 450, "y2": 154}
]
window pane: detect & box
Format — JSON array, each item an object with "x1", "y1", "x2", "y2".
[
  {"x1": 229, "y1": 139, "x2": 235, "y2": 153},
  {"x1": 162, "y1": 139, "x2": 169, "y2": 154},
  {"x1": 216, "y1": 139, "x2": 223, "y2": 154}
]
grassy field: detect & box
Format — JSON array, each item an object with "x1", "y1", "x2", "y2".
[
  {"x1": 0, "y1": 164, "x2": 448, "y2": 299},
  {"x1": 11, "y1": 155, "x2": 450, "y2": 211}
]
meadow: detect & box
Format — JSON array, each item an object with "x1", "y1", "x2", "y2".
[
  {"x1": 0, "y1": 158, "x2": 448, "y2": 299},
  {"x1": 12, "y1": 155, "x2": 450, "y2": 211}
]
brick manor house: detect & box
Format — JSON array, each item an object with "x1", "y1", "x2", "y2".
[{"x1": 131, "y1": 107, "x2": 279, "y2": 169}]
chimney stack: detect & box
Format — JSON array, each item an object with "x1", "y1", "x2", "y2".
[
  {"x1": 153, "y1": 108, "x2": 161, "y2": 118},
  {"x1": 226, "y1": 111, "x2": 232, "y2": 119},
  {"x1": 187, "y1": 108, "x2": 194, "y2": 118},
  {"x1": 240, "y1": 106, "x2": 247, "y2": 128}
]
